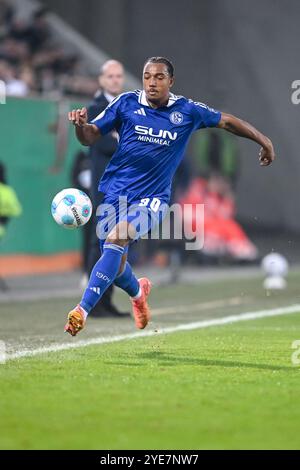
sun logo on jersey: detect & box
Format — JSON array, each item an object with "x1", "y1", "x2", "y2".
[{"x1": 170, "y1": 111, "x2": 183, "y2": 125}]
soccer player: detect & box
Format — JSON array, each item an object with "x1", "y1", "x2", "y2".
[{"x1": 65, "y1": 56, "x2": 275, "y2": 336}]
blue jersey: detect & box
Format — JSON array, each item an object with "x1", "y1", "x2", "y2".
[{"x1": 91, "y1": 89, "x2": 221, "y2": 204}]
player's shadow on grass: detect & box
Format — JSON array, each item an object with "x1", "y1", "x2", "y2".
[{"x1": 106, "y1": 351, "x2": 292, "y2": 371}]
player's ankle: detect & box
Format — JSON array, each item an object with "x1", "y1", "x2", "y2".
[
  {"x1": 131, "y1": 287, "x2": 142, "y2": 300},
  {"x1": 78, "y1": 304, "x2": 89, "y2": 319}
]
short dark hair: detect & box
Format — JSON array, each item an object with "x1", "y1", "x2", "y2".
[{"x1": 144, "y1": 56, "x2": 174, "y2": 77}]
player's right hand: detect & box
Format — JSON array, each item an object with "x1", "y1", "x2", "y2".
[{"x1": 68, "y1": 107, "x2": 88, "y2": 127}]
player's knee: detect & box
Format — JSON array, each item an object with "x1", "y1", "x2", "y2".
[{"x1": 106, "y1": 221, "x2": 132, "y2": 247}]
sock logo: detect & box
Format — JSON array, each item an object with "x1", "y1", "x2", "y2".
[
  {"x1": 96, "y1": 272, "x2": 110, "y2": 283},
  {"x1": 90, "y1": 287, "x2": 101, "y2": 295}
]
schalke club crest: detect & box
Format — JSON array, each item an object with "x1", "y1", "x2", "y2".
[{"x1": 170, "y1": 111, "x2": 183, "y2": 125}]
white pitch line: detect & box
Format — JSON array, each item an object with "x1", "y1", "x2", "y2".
[
  {"x1": 151, "y1": 296, "x2": 250, "y2": 316},
  {"x1": 5, "y1": 303, "x2": 300, "y2": 362}
]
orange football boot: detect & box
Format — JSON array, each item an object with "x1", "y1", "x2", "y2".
[
  {"x1": 64, "y1": 304, "x2": 86, "y2": 336},
  {"x1": 131, "y1": 277, "x2": 152, "y2": 329}
]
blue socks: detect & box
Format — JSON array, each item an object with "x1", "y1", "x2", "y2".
[
  {"x1": 114, "y1": 262, "x2": 140, "y2": 298},
  {"x1": 80, "y1": 243, "x2": 141, "y2": 315},
  {"x1": 80, "y1": 243, "x2": 124, "y2": 313}
]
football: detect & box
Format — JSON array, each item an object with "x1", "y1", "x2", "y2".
[{"x1": 51, "y1": 188, "x2": 92, "y2": 229}]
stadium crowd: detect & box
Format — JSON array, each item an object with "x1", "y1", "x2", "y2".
[{"x1": 0, "y1": 1, "x2": 97, "y2": 98}]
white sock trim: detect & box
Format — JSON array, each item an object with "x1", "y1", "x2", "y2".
[
  {"x1": 79, "y1": 305, "x2": 88, "y2": 319},
  {"x1": 131, "y1": 287, "x2": 142, "y2": 300}
]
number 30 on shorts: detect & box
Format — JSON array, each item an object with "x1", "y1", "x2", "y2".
[{"x1": 139, "y1": 197, "x2": 161, "y2": 213}]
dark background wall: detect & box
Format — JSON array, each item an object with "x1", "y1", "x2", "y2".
[{"x1": 43, "y1": 0, "x2": 300, "y2": 232}]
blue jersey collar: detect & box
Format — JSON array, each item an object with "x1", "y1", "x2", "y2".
[{"x1": 138, "y1": 90, "x2": 178, "y2": 108}]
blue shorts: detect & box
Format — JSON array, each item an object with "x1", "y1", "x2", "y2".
[{"x1": 96, "y1": 195, "x2": 169, "y2": 254}]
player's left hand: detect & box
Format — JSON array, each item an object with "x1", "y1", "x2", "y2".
[
  {"x1": 259, "y1": 145, "x2": 275, "y2": 166},
  {"x1": 68, "y1": 107, "x2": 88, "y2": 127}
]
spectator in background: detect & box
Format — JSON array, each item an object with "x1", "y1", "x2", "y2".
[
  {"x1": 0, "y1": 38, "x2": 30, "y2": 66},
  {"x1": 85, "y1": 59, "x2": 129, "y2": 317},
  {"x1": 0, "y1": 161, "x2": 22, "y2": 232},
  {"x1": 8, "y1": 7, "x2": 50, "y2": 54},
  {"x1": 0, "y1": 0, "x2": 14, "y2": 36},
  {"x1": 0, "y1": 60, "x2": 29, "y2": 96},
  {"x1": 0, "y1": 161, "x2": 22, "y2": 291},
  {"x1": 0, "y1": 4, "x2": 98, "y2": 98},
  {"x1": 181, "y1": 127, "x2": 258, "y2": 262},
  {"x1": 179, "y1": 173, "x2": 258, "y2": 262}
]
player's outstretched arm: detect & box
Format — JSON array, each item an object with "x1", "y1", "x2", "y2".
[
  {"x1": 217, "y1": 112, "x2": 275, "y2": 166},
  {"x1": 68, "y1": 107, "x2": 101, "y2": 146}
]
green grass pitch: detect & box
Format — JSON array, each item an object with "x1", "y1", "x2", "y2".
[{"x1": 1, "y1": 307, "x2": 300, "y2": 449}]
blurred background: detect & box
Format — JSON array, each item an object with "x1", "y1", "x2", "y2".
[{"x1": 1, "y1": 0, "x2": 300, "y2": 296}]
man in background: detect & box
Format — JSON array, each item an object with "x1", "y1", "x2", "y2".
[
  {"x1": 0, "y1": 161, "x2": 22, "y2": 238},
  {"x1": 86, "y1": 60, "x2": 129, "y2": 317},
  {"x1": 0, "y1": 161, "x2": 22, "y2": 290}
]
